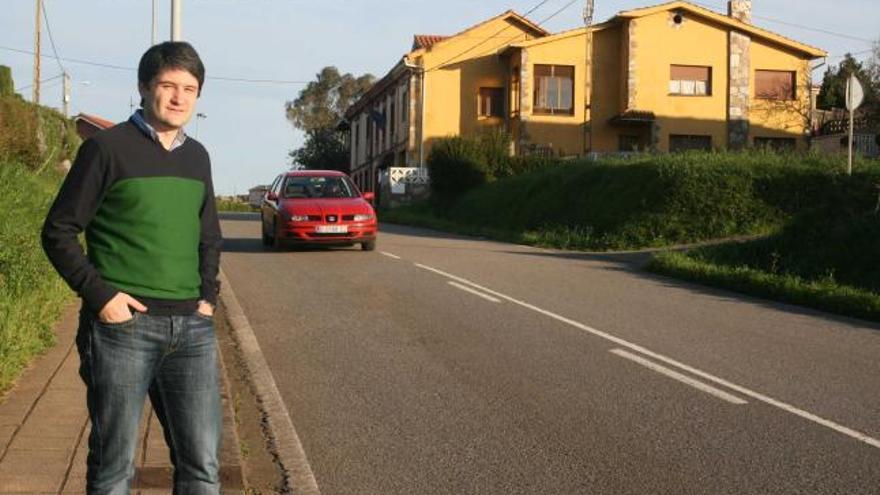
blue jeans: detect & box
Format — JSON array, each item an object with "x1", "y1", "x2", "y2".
[{"x1": 76, "y1": 309, "x2": 223, "y2": 495}]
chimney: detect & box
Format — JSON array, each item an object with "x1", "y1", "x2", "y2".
[{"x1": 728, "y1": 0, "x2": 752, "y2": 23}]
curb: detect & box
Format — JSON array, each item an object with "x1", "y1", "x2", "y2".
[{"x1": 218, "y1": 268, "x2": 321, "y2": 495}]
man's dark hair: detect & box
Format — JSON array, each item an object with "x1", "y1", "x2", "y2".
[{"x1": 138, "y1": 41, "x2": 205, "y2": 97}]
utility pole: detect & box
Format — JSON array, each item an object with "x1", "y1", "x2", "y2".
[
  {"x1": 152, "y1": 0, "x2": 159, "y2": 45},
  {"x1": 171, "y1": 0, "x2": 182, "y2": 41},
  {"x1": 33, "y1": 0, "x2": 42, "y2": 104},
  {"x1": 62, "y1": 72, "x2": 71, "y2": 117},
  {"x1": 582, "y1": 0, "x2": 595, "y2": 155}
]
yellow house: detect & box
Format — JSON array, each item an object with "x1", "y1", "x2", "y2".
[{"x1": 344, "y1": 0, "x2": 826, "y2": 193}]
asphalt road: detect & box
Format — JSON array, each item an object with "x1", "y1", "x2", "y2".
[{"x1": 219, "y1": 212, "x2": 880, "y2": 495}]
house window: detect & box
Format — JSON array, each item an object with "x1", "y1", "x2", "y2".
[
  {"x1": 352, "y1": 122, "x2": 358, "y2": 161},
  {"x1": 754, "y1": 137, "x2": 796, "y2": 151},
  {"x1": 669, "y1": 134, "x2": 712, "y2": 152},
  {"x1": 619, "y1": 135, "x2": 642, "y2": 152},
  {"x1": 366, "y1": 118, "x2": 373, "y2": 156},
  {"x1": 756, "y1": 70, "x2": 796, "y2": 100},
  {"x1": 669, "y1": 65, "x2": 711, "y2": 96},
  {"x1": 390, "y1": 102, "x2": 396, "y2": 140},
  {"x1": 479, "y1": 87, "x2": 505, "y2": 118},
  {"x1": 534, "y1": 65, "x2": 574, "y2": 115},
  {"x1": 402, "y1": 87, "x2": 408, "y2": 127}
]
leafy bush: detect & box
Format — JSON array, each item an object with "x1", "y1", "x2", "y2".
[
  {"x1": 0, "y1": 162, "x2": 71, "y2": 394},
  {"x1": 406, "y1": 149, "x2": 879, "y2": 251},
  {"x1": 0, "y1": 96, "x2": 80, "y2": 170},
  {"x1": 427, "y1": 136, "x2": 488, "y2": 207},
  {"x1": 0, "y1": 66, "x2": 13, "y2": 97},
  {"x1": 0, "y1": 94, "x2": 80, "y2": 394},
  {"x1": 476, "y1": 127, "x2": 513, "y2": 179},
  {"x1": 667, "y1": 165, "x2": 880, "y2": 294},
  {"x1": 427, "y1": 129, "x2": 565, "y2": 206},
  {"x1": 216, "y1": 198, "x2": 257, "y2": 212}
]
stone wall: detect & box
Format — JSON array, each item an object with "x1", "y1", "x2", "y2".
[{"x1": 728, "y1": 30, "x2": 751, "y2": 149}]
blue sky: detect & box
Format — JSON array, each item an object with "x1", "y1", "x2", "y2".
[{"x1": 2, "y1": 0, "x2": 877, "y2": 195}]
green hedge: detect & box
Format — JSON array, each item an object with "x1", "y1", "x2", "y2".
[
  {"x1": 0, "y1": 95, "x2": 80, "y2": 394},
  {"x1": 0, "y1": 66, "x2": 13, "y2": 97},
  {"x1": 440, "y1": 150, "x2": 876, "y2": 250},
  {"x1": 0, "y1": 163, "x2": 72, "y2": 394}
]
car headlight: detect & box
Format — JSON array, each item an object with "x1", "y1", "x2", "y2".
[
  {"x1": 289, "y1": 214, "x2": 309, "y2": 222},
  {"x1": 353, "y1": 214, "x2": 374, "y2": 222}
]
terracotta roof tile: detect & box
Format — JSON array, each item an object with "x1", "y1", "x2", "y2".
[
  {"x1": 76, "y1": 113, "x2": 115, "y2": 129},
  {"x1": 412, "y1": 35, "x2": 449, "y2": 50}
]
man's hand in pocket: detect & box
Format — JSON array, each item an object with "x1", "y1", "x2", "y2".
[{"x1": 98, "y1": 293, "x2": 148, "y2": 324}]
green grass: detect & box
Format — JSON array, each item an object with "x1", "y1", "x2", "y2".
[
  {"x1": 0, "y1": 95, "x2": 80, "y2": 395},
  {"x1": 0, "y1": 161, "x2": 73, "y2": 395},
  {"x1": 216, "y1": 198, "x2": 258, "y2": 213},
  {"x1": 648, "y1": 250, "x2": 880, "y2": 323}
]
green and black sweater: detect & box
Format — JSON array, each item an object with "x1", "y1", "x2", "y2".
[{"x1": 42, "y1": 119, "x2": 222, "y2": 316}]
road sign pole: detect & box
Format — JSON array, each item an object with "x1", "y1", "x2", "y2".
[
  {"x1": 845, "y1": 74, "x2": 865, "y2": 176},
  {"x1": 848, "y1": 103, "x2": 854, "y2": 176}
]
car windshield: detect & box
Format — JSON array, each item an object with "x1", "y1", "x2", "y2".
[{"x1": 283, "y1": 176, "x2": 357, "y2": 199}]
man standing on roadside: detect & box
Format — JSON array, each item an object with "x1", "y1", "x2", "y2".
[{"x1": 41, "y1": 42, "x2": 223, "y2": 494}]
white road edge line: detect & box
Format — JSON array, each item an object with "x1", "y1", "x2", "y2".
[
  {"x1": 218, "y1": 269, "x2": 321, "y2": 494},
  {"x1": 610, "y1": 349, "x2": 748, "y2": 405},
  {"x1": 381, "y1": 251, "x2": 402, "y2": 260},
  {"x1": 413, "y1": 262, "x2": 880, "y2": 450},
  {"x1": 448, "y1": 281, "x2": 502, "y2": 303}
]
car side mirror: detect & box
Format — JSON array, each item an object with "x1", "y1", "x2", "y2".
[
  {"x1": 363, "y1": 192, "x2": 375, "y2": 202},
  {"x1": 266, "y1": 192, "x2": 278, "y2": 201}
]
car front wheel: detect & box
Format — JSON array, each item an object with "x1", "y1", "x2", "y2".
[
  {"x1": 261, "y1": 217, "x2": 272, "y2": 246},
  {"x1": 272, "y1": 220, "x2": 285, "y2": 250},
  {"x1": 361, "y1": 239, "x2": 376, "y2": 251}
]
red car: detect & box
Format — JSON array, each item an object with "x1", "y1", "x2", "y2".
[{"x1": 261, "y1": 170, "x2": 378, "y2": 251}]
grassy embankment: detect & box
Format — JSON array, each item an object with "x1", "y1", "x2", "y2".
[
  {"x1": 383, "y1": 151, "x2": 880, "y2": 321},
  {"x1": 0, "y1": 95, "x2": 80, "y2": 394},
  {"x1": 216, "y1": 198, "x2": 258, "y2": 212}
]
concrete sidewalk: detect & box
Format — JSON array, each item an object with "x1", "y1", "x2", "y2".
[{"x1": 0, "y1": 302, "x2": 245, "y2": 494}]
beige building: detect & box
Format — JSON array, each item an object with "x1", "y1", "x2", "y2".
[{"x1": 344, "y1": 1, "x2": 826, "y2": 194}]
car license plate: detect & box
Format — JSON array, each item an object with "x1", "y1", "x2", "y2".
[{"x1": 315, "y1": 225, "x2": 348, "y2": 234}]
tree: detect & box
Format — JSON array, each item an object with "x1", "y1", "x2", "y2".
[
  {"x1": 285, "y1": 66, "x2": 374, "y2": 171},
  {"x1": 289, "y1": 128, "x2": 348, "y2": 171},
  {"x1": 868, "y1": 39, "x2": 880, "y2": 122},
  {"x1": 817, "y1": 54, "x2": 876, "y2": 110}
]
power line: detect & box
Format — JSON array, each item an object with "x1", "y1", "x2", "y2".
[
  {"x1": 0, "y1": 45, "x2": 310, "y2": 85},
  {"x1": 535, "y1": 0, "x2": 579, "y2": 26},
  {"x1": 425, "y1": 0, "x2": 556, "y2": 72},
  {"x1": 690, "y1": 0, "x2": 875, "y2": 45},
  {"x1": 203, "y1": 75, "x2": 310, "y2": 84},
  {"x1": 752, "y1": 15, "x2": 874, "y2": 45},
  {"x1": 827, "y1": 48, "x2": 874, "y2": 60},
  {"x1": 40, "y1": 0, "x2": 66, "y2": 75},
  {"x1": 15, "y1": 72, "x2": 63, "y2": 92}
]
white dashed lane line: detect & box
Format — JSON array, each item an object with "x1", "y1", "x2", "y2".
[
  {"x1": 448, "y1": 281, "x2": 502, "y2": 303},
  {"x1": 610, "y1": 348, "x2": 748, "y2": 405},
  {"x1": 413, "y1": 262, "x2": 880, "y2": 450}
]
